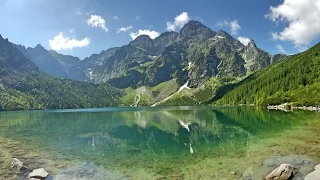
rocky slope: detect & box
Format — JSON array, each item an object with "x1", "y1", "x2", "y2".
[
  {"x1": 86, "y1": 20, "x2": 284, "y2": 90},
  {"x1": 0, "y1": 35, "x2": 124, "y2": 110},
  {"x1": 213, "y1": 42, "x2": 320, "y2": 106},
  {"x1": 13, "y1": 20, "x2": 282, "y2": 91},
  {"x1": 15, "y1": 44, "x2": 87, "y2": 81}
]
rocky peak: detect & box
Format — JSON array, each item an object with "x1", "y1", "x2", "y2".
[
  {"x1": 247, "y1": 39, "x2": 257, "y2": 48},
  {"x1": 216, "y1": 29, "x2": 234, "y2": 41},
  {"x1": 129, "y1": 35, "x2": 154, "y2": 53},
  {"x1": 154, "y1": 31, "x2": 178, "y2": 43},
  {"x1": 179, "y1": 20, "x2": 216, "y2": 39}
]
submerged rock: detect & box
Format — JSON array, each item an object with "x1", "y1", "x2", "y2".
[
  {"x1": 11, "y1": 158, "x2": 27, "y2": 172},
  {"x1": 265, "y1": 164, "x2": 297, "y2": 180},
  {"x1": 241, "y1": 155, "x2": 317, "y2": 180},
  {"x1": 53, "y1": 162, "x2": 130, "y2": 180},
  {"x1": 304, "y1": 164, "x2": 320, "y2": 180},
  {"x1": 28, "y1": 168, "x2": 49, "y2": 179}
]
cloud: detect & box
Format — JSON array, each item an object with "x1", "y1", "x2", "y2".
[
  {"x1": 113, "y1": 16, "x2": 118, "y2": 20},
  {"x1": 87, "y1": 15, "x2": 108, "y2": 32},
  {"x1": 129, "y1": 29, "x2": 160, "y2": 40},
  {"x1": 49, "y1": 32, "x2": 90, "y2": 51},
  {"x1": 217, "y1": 20, "x2": 241, "y2": 35},
  {"x1": 136, "y1": 16, "x2": 141, "y2": 20},
  {"x1": 266, "y1": 0, "x2": 320, "y2": 47},
  {"x1": 117, "y1": 26, "x2": 133, "y2": 33},
  {"x1": 230, "y1": 20, "x2": 241, "y2": 35},
  {"x1": 237, "y1": 36, "x2": 251, "y2": 46},
  {"x1": 69, "y1": 28, "x2": 75, "y2": 33},
  {"x1": 76, "y1": 8, "x2": 82, "y2": 15},
  {"x1": 167, "y1": 12, "x2": 190, "y2": 31},
  {"x1": 276, "y1": 44, "x2": 287, "y2": 54}
]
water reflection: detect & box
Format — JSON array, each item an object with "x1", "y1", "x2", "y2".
[{"x1": 0, "y1": 107, "x2": 315, "y2": 174}]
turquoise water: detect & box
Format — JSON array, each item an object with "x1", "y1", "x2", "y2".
[{"x1": 0, "y1": 106, "x2": 319, "y2": 179}]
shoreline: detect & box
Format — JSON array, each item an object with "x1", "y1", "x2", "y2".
[{"x1": 267, "y1": 103, "x2": 320, "y2": 112}]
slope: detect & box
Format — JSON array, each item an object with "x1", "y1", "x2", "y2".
[
  {"x1": 213, "y1": 43, "x2": 320, "y2": 106},
  {"x1": 0, "y1": 35, "x2": 124, "y2": 111}
]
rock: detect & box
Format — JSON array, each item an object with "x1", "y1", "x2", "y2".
[
  {"x1": 28, "y1": 168, "x2": 49, "y2": 179},
  {"x1": 304, "y1": 164, "x2": 320, "y2": 180},
  {"x1": 241, "y1": 155, "x2": 317, "y2": 180},
  {"x1": 230, "y1": 171, "x2": 237, "y2": 175},
  {"x1": 11, "y1": 158, "x2": 27, "y2": 172},
  {"x1": 53, "y1": 162, "x2": 130, "y2": 180},
  {"x1": 265, "y1": 164, "x2": 297, "y2": 180}
]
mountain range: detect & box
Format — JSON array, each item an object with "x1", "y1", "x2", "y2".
[
  {"x1": 0, "y1": 34, "x2": 123, "y2": 110},
  {"x1": 0, "y1": 20, "x2": 301, "y2": 109},
  {"x1": 15, "y1": 21, "x2": 285, "y2": 88}
]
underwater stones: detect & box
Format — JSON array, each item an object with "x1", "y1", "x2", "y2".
[
  {"x1": 28, "y1": 168, "x2": 49, "y2": 180},
  {"x1": 241, "y1": 155, "x2": 317, "y2": 180},
  {"x1": 304, "y1": 164, "x2": 320, "y2": 180},
  {"x1": 265, "y1": 164, "x2": 297, "y2": 180},
  {"x1": 11, "y1": 158, "x2": 27, "y2": 172},
  {"x1": 53, "y1": 162, "x2": 130, "y2": 180}
]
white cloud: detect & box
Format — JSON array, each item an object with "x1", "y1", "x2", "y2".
[
  {"x1": 217, "y1": 20, "x2": 241, "y2": 35},
  {"x1": 167, "y1": 12, "x2": 190, "y2": 31},
  {"x1": 113, "y1": 16, "x2": 118, "y2": 20},
  {"x1": 48, "y1": 32, "x2": 90, "y2": 51},
  {"x1": 230, "y1": 20, "x2": 241, "y2": 35},
  {"x1": 69, "y1": 28, "x2": 75, "y2": 33},
  {"x1": 266, "y1": 0, "x2": 320, "y2": 47},
  {"x1": 237, "y1": 36, "x2": 251, "y2": 46},
  {"x1": 136, "y1": 16, "x2": 141, "y2": 20},
  {"x1": 87, "y1": 15, "x2": 108, "y2": 32},
  {"x1": 117, "y1": 26, "x2": 133, "y2": 33},
  {"x1": 276, "y1": 44, "x2": 287, "y2": 54},
  {"x1": 130, "y1": 29, "x2": 160, "y2": 40}
]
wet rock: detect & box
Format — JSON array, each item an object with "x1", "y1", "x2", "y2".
[
  {"x1": 11, "y1": 158, "x2": 27, "y2": 172},
  {"x1": 304, "y1": 164, "x2": 320, "y2": 180},
  {"x1": 241, "y1": 155, "x2": 317, "y2": 180},
  {"x1": 28, "y1": 168, "x2": 49, "y2": 179},
  {"x1": 230, "y1": 171, "x2": 237, "y2": 175},
  {"x1": 53, "y1": 162, "x2": 130, "y2": 180},
  {"x1": 265, "y1": 164, "x2": 297, "y2": 180}
]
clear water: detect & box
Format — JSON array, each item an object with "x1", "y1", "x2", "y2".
[{"x1": 0, "y1": 106, "x2": 320, "y2": 179}]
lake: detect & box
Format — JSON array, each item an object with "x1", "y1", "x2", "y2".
[{"x1": 1, "y1": 106, "x2": 320, "y2": 179}]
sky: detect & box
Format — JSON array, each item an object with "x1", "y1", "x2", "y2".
[{"x1": 1, "y1": 0, "x2": 320, "y2": 59}]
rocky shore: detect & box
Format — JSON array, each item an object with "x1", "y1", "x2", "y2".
[{"x1": 267, "y1": 103, "x2": 320, "y2": 112}]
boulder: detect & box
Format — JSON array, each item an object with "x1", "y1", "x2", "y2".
[
  {"x1": 11, "y1": 158, "x2": 27, "y2": 172},
  {"x1": 304, "y1": 164, "x2": 320, "y2": 180},
  {"x1": 28, "y1": 168, "x2": 49, "y2": 180},
  {"x1": 241, "y1": 155, "x2": 317, "y2": 180},
  {"x1": 265, "y1": 164, "x2": 297, "y2": 180}
]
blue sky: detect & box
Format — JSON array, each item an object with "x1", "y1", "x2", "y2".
[{"x1": 1, "y1": 0, "x2": 320, "y2": 59}]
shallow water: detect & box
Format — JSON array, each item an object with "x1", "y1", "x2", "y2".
[{"x1": 1, "y1": 106, "x2": 320, "y2": 179}]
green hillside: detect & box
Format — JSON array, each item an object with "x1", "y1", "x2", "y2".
[
  {"x1": 213, "y1": 43, "x2": 320, "y2": 107},
  {"x1": 0, "y1": 36, "x2": 124, "y2": 111}
]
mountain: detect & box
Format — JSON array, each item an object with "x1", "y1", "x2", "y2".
[
  {"x1": 15, "y1": 44, "x2": 87, "y2": 81},
  {"x1": 5, "y1": 20, "x2": 288, "y2": 108},
  {"x1": 87, "y1": 20, "x2": 282, "y2": 90},
  {"x1": 0, "y1": 35, "x2": 124, "y2": 111},
  {"x1": 212, "y1": 43, "x2": 320, "y2": 106}
]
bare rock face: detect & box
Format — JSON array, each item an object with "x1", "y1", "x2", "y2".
[
  {"x1": 11, "y1": 158, "x2": 27, "y2": 172},
  {"x1": 28, "y1": 168, "x2": 49, "y2": 180},
  {"x1": 304, "y1": 164, "x2": 320, "y2": 180},
  {"x1": 265, "y1": 164, "x2": 298, "y2": 180}
]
